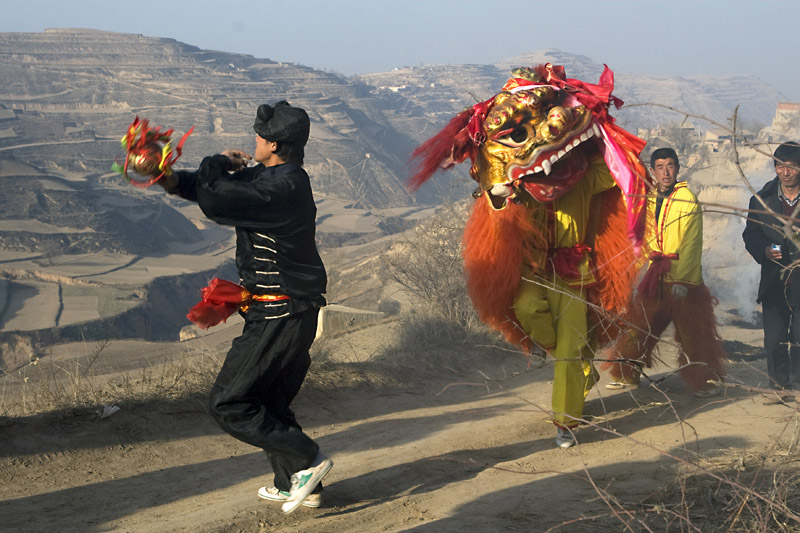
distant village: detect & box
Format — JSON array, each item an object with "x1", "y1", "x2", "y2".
[
  {"x1": 360, "y1": 77, "x2": 800, "y2": 153},
  {"x1": 637, "y1": 101, "x2": 800, "y2": 151}
]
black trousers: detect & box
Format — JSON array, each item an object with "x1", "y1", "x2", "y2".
[
  {"x1": 209, "y1": 306, "x2": 320, "y2": 491},
  {"x1": 762, "y1": 290, "x2": 800, "y2": 389}
]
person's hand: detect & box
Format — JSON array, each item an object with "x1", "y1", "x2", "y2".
[
  {"x1": 155, "y1": 172, "x2": 178, "y2": 192},
  {"x1": 671, "y1": 284, "x2": 688, "y2": 300},
  {"x1": 222, "y1": 149, "x2": 252, "y2": 172},
  {"x1": 765, "y1": 244, "x2": 783, "y2": 262}
]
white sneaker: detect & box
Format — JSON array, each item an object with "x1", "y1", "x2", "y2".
[
  {"x1": 257, "y1": 486, "x2": 322, "y2": 508},
  {"x1": 281, "y1": 452, "x2": 333, "y2": 514},
  {"x1": 555, "y1": 427, "x2": 576, "y2": 448},
  {"x1": 693, "y1": 386, "x2": 721, "y2": 398},
  {"x1": 605, "y1": 380, "x2": 640, "y2": 391}
]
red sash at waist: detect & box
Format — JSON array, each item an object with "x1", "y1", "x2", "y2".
[
  {"x1": 637, "y1": 252, "x2": 678, "y2": 298},
  {"x1": 186, "y1": 277, "x2": 290, "y2": 329},
  {"x1": 548, "y1": 243, "x2": 592, "y2": 280}
]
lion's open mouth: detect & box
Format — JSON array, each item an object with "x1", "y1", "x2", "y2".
[
  {"x1": 507, "y1": 122, "x2": 601, "y2": 182},
  {"x1": 484, "y1": 122, "x2": 601, "y2": 208}
]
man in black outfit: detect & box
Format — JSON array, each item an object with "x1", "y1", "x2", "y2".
[
  {"x1": 155, "y1": 101, "x2": 332, "y2": 513},
  {"x1": 743, "y1": 141, "x2": 800, "y2": 401}
]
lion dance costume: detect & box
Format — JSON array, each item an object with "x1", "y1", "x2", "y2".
[
  {"x1": 601, "y1": 179, "x2": 727, "y2": 394},
  {"x1": 409, "y1": 64, "x2": 651, "y2": 443}
]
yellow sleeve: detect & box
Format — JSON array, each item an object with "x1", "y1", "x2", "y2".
[{"x1": 585, "y1": 155, "x2": 617, "y2": 195}]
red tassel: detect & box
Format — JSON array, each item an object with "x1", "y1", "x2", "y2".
[{"x1": 408, "y1": 108, "x2": 475, "y2": 190}]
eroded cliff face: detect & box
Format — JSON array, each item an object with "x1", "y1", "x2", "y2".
[
  {"x1": 0, "y1": 261, "x2": 239, "y2": 371},
  {"x1": 0, "y1": 172, "x2": 204, "y2": 255}
]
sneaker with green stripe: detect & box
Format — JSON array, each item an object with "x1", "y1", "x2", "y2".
[
  {"x1": 258, "y1": 486, "x2": 321, "y2": 508},
  {"x1": 281, "y1": 452, "x2": 333, "y2": 514}
]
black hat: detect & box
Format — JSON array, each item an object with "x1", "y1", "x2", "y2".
[
  {"x1": 774, "y1": 141, "x2": 800, "y2": 166},
  {"x1": 253, "y1": 101, "x2": 310, "y2": 146}
]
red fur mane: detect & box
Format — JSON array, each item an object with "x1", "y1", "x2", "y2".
[{"x1": 408, "y1": 108, "x2": 474, "y2": 190}]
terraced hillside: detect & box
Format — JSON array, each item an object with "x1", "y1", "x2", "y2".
[
  {"x1": 360, "y1": 48, "x2": 785, "y2": 136},
  {"x1": 0, "y1": 28, "x2": 459, "y2": 209}
]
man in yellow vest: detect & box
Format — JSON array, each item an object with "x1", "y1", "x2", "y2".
[{"x1": 602, "y1": 147, "x2": 726, "y2": 395}]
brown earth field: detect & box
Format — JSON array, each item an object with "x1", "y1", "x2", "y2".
[{"x1": 1, "y1": 308, "x2": 799, "y2": 532}]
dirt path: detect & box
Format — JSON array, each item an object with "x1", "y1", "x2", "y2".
[{"x1": 1, "y1": 318, "x2": 798, "y2": 532}]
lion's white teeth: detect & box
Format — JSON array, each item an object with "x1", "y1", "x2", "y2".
[
  {"x1": 527, "y1": 127, "x2": 597, "y2": 177},
  {"x1": 491, "y1": 183, "x2": 513, "y2": 197}
]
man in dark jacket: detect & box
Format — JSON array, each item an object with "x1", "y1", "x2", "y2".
[
  {"x1": 743, "y1": 141, "x2": 800, "y2": 399},
  {"x1": 156, "y1": 101, "x2": 332, "y2": 513}
]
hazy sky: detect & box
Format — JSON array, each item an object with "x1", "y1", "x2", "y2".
[{"x1": 2, "y1": 0, "x2": 799, "y2": 99}]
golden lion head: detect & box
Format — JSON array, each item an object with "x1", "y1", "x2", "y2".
[{"x1": 472, "y1": 70, "x2": 602, "y2": 208}]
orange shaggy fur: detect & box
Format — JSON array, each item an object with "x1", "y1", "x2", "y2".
[
  {"x1": 592, "y1": 189, "x2": 641, "y2": 315},
  {"x1": 462, "y1": 198, "x2": 543, "y2": 352},
  {"x1": 462, "y1": 187, "x2": 640, "y2": 354}
]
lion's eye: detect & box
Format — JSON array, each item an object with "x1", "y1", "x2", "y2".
[
  {"x1": 491, "y1": 125, "x2": 529, "y2": 148},
  {"x1": 509, "y1": 128, "x2": 527, "y2": 143}
]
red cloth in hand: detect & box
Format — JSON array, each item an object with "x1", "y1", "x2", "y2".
[{"x1": 186, "y1": 278, "x2": 248, "y2": 329}]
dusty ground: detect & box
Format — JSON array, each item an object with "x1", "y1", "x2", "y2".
[{"x1": 1, "y1": 309, "x2": 799, "y2": 533}]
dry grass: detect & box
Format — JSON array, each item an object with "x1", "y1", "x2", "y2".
[
  {"x1": 632, "y1": 445, "x2": 800, "y2": 532},
  {"x1": 0, "y1": 340, "x2": 221, "y2": 417},
  {"x1": 382, "y1": 201, "x2": 480, "y2": 329}
]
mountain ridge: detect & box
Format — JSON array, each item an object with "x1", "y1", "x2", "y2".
[{"x1": 0, "y1": 30, "x2": 786, "y2": 257}]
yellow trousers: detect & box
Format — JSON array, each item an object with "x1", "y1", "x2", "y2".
[{"x1": 514, "y1": 275, "x2": 598, "y2": 428}]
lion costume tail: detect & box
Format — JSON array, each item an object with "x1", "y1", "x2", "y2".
[{"x1": 600, "y1": 284, "x2": 727, "y2": 391}]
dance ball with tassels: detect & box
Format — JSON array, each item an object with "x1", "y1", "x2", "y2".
[
  {"x1": 112, "y1": 116, "x2": 194, "y2": 188},
  {"x1": 128, "y1": 143, "x2": 162, "y2": 176}
]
